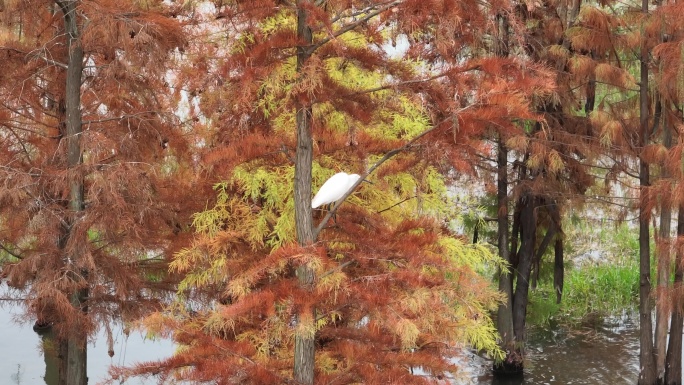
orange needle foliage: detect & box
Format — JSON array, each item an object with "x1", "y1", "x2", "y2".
[
  {"x1": 0, "y1": 2, "x2": 203, "y2": 381},
  {"x1": 104, "y1": 1, "x2": 554, "y2": 384}
]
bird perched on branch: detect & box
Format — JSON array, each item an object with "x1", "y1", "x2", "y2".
[{"x1": 312, "y1": 172, "x2": 362, "y2": 209}]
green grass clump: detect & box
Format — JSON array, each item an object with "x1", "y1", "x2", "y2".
[{"x1": 527, "y1": 261, "x2": 639, "y2": 326}]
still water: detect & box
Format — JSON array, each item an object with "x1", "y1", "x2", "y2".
[
  {"x1": 0, "y1": 304, "x2": 644, "y2": 385},
  {"x1": 0, "y1": 303, "x2": 174, "y2": 385},
  {"x1": 466, "y1": 315, "x2": 640, "y2": 384}
]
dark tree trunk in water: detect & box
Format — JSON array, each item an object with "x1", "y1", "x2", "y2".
[
  {"x1": 293, "y1": 1, "x2": 315, "y2": 384},
  {"x1": 38, "y1": 328, "x2": 60, "y2": 385},
  {"x1": 664, "y1": 204, "x2": 684, "y2": 385},
  {"x1": 494, "y1": 135, "x2": 521, "y2": 374},
  {"x1": 59, "y1": 1, "x2": 88, "y2": 384},
  {"x1": 655, "y1": 98, "x2": 672, "y2": 382},
  {"x1": 554, "y1": 237, "x2": 564, "y2": 304},
  {"x1": 512, "y1": 191, "x2": 536, "y2": 344},
  {"x1": 531, "y1": 224, "x2": 556, "y2": 290},
  {"x1": 637, "y1": 0, "x2": 656, "y2": 379}
]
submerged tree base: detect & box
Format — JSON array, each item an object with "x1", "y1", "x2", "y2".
[{"x1": 493, "y1": 350, "x2": 524, "y2": 377}]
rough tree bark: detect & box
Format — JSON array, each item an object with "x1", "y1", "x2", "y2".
[
  {"x1": 665, "y1": 204, "x2": 684, "y2": 385},
  {"x1": 638, "y1": 0, "x2": 656, "y2": 380},
  {"x1": 554, "y1": 237, "x2": 564, "y2": 304},
  {"x1": 512, "y1": 190, "x2": 536, "y2": 343},
  {"x1": 293, "y1": 1, "x2": 315, "y2": 383},
  {"x1": 495, "y1": 135, "x2": 519, "y2": 373},
  {"x1": 57, "y1": 1, "x2": 87, "y2": 384},
  {"x1": 655, "y1": 97, "x2": 671, "y2": 382}
]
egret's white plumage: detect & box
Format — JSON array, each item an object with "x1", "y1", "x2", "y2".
[{"x1": 312, "y1": 172, "x2": 361, "y2": 209}]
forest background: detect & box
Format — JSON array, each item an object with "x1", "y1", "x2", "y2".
[{"x1": 0, "y1": 0, "x2": 683, "y2": 384}]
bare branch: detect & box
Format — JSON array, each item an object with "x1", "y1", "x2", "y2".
[{"x1": 313, "y1": 109, "x2": 471, "y2": 238}]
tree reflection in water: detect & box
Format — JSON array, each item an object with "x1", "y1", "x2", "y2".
[{"x1": 473, "y1": 316, "x2": 640, "y2": 385}]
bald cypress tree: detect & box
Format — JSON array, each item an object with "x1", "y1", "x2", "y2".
[
  {"x1": 0, "y1": 2, "x2": 197, "y2": 384},
  {"x1": 107, "y1": 1, "x2": 553, "y2": 384}
]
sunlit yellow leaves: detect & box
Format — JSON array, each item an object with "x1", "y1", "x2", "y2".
[
  {"x1": 316, "y1": 351, "x2": 343, "y2": 375},
  {"x1": 437, "y1": 237, "x2": 506, "y2": 272},
  {"x1": 395, "y1": 318, "x2": 420, "y2": 350},
  {"x1": 261, "y1": 9, "x2": 296, "y2": 36},
  {"x1": 506, "y1": 135, "x2": 529, "y2": 152},
  {"x1": 399, "y1": 287, "x2": 432, "y2": 315},
  {"x1": 547, "y1": 149, "x2": 564, "y2": 174},
  {"x1": 317, "y1": 270, "x2": 347, "y2": 303}
]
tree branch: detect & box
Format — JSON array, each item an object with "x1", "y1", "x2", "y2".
[
  {"x1": 0, "y1": 242, "x2": 24, "y2": 260},
  {"x1": 376, "y1": 195, "x2": 416, "y2": 214},
  {"x1": 313, "y1": 110, "x2": 470, "y2": 238},
  {"x1": 307, "y1": 1, "x2": 401, "y2": 55}
]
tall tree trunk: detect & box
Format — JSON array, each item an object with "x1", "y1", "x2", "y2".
[
  {"x1": 495, "y1": 135, "x2": 520, "y2": 373},
  {"x1": 512, "y1": 191, "x2": 536, "y2": 343},
  {"x1": 293, "y1": 1, "x2": 315, "y2": 384},
  {"x1": 638, "y1": 0, "x2": 656, "y2": 380},
  {"x1": 531, "y1": 224, "x2": 556, "y2": 290},
  {"x1": 665, "y1": 204, "x2": 684, "y2": 385},
  {"x1": 554, "y1": 236, "x2": 564, "y2": 304},
  {"x1": 655, "y1": 99, "x2": 672, "y2": 382},
  {"x1": 59, "y1": 1, "x2": 87, "y2": 384},
  {"x1": 39, "y1": 329, "x2": 60, "y2": 385}
]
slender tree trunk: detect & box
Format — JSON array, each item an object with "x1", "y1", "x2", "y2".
[
  {"x1": 531, "y1": 225, "x2": 556, "y2": 290},
  {"x1": 40, "y1": 329, "x2": 60, "y2": 385},
  {"x1": 554, "y1": 237, "x2": 564, "y2": 304},
  {"x1": 655, "y1": 100, "x2": 672, "y2": 382},
  {"x1": 293, "y1": 1, "x2": 315, "y2": 383},
  {"x1": 58, "y1": 1, "x2": 87, "y2": 384},
  {"x1": 495, "y1": 136, "x2": 520, "y2": 373},
  {"x1": 638, "y1": 0, "x2": 656, "y2": 380},
  {"x1": 512, "y1": 191, "x2": 536, "y2": 343},
  {"x1": 664, "y1": 204, "x2": 684, "y2": 385}
]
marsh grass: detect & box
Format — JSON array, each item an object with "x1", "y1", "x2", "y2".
[
  {"x1": 527, "y1": 220, "x2": 640, "y2": 327},
  {"x1": 528, "y1": 262, "x2": 639, "y2": 326}
]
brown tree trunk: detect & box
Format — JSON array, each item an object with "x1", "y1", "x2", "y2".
[
  {"x1": 293, "y1": 1, "x2": 315, "y2": 384},
  {"x1": 59, "y1": 1, "x2": 87, "y2": 384},
  {"x1": 495, "y1": 136, "x2": 520, "y2": 374},
  {"x1": 554, "y1": 237, "x2": 564, "y2": 304},
  {"x1": 665, "y1": 204, "x2": 684, "y2": 385},
  {"x1": 40, "y1": 329, "x2": 60, "y2": 385},
  {"x1": 655, "y1": 100, "x2": 672, "y2": 383},
  {"x1": 531, "y1": 224, "x2": 556, "y2": 290},
  {"x1": 638, "y1": 0, "x2": 656, "y2": 379},
  {"x1": 512, "y1": 191, "x2": 536, "y2": 343}
]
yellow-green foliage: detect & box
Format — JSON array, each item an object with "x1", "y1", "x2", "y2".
[{"x1": 163, "y1": 12, "x2": 507, "y2": 380}]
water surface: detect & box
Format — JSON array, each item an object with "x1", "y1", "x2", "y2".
[
  {"x1": 465, "y1": 316, "x2": 640, "y2": 384},
  {"x1": 0, "y1": 304, "x2": 650, "y2": 385},
  {"x1": 0, "y1": 303, "x2": 173, "y2": 385}
]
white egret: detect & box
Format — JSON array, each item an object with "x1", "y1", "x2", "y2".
[{"x1": 312, "y1": 172, "x2": 362, "y2": 209}]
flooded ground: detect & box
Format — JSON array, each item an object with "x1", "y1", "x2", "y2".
[
  {"x1": 0, "y1": 303, "x2": 173, "y2": 385},
  {"x1": 0, "y1": 304, "x2": 647, "y2": 385},
  {"x1": 464, "y1": 315, "x2": 640, "y2": 385}
]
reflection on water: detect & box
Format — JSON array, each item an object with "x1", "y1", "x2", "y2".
[
  {"x1": 0, "y1": 304, "x2": 174, "y2": 385},
  {"x1": 462, "y1": 315, "x2": 640, "y2": 385},
  {"x1": 39, "y1": 328, "x2": 59, "y2": 385},
  {"x1": 0, "y1": 303, "x2": 652, "y2": 385}
]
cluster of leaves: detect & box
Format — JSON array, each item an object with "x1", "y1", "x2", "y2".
[
  {"x1": 104, "y1": 0, "x2": 557, "y2": 382},
  {"x1": 0, "y1": 0, "x2": 202, "y2": 344},
  {"x1": 130, "y1": 169, "x2": 505, "y2": 383}
]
